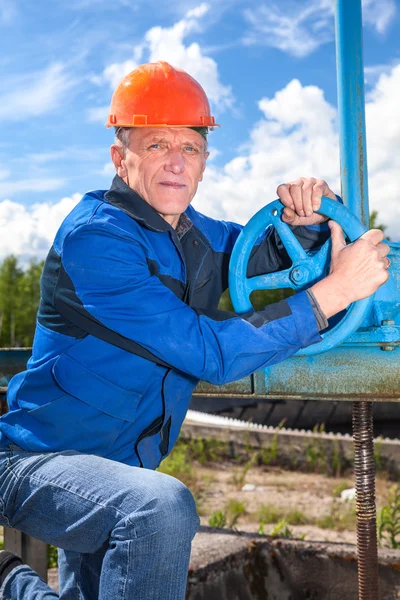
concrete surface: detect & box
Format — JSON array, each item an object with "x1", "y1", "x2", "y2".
[
  {"x1": 46, "y1": 527, "x2": 400, "y2": 599},
  {"x1": 186, "y1": 527, "x2": 400, "y2": 600}
]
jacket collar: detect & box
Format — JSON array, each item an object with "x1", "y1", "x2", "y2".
[{"x1": 104, "y1": 175, "x2": 171, "y2": 233}]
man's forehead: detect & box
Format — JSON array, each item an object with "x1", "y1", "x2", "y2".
[{"x1": 134, "y1": 127, "x2": 205, "y2": 146}]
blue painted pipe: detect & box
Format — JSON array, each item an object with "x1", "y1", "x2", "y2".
[{"x1": 335, "y1": 0, "x2": 369, "y2": 227}]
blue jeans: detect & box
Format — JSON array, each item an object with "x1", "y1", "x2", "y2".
[{"x1": 0, "y1": 444, "x2": 199, "y2": 599}]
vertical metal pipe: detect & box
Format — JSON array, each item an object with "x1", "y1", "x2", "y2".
[
  {"x1": 335, "y1": 2, "x2": 379, "y2": 598},
  {"x1": 334, "y1": 0, "x2": 370, "y2": 227}
]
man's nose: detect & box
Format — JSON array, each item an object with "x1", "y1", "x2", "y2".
[{"x1": 164, "y1": 150, "x2": 185, "y2": 174}]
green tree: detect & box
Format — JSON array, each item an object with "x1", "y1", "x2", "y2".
[
  {"x1": 0, "y1": 255, "x2": 43, "y2": 347},
  {"x1": 15, "y1": 260, "x2": 44, "y2": 346},
  {"x1": 0, "y1": 256, "x2": 24, "y2": 347}
]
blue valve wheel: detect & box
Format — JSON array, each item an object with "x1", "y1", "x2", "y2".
[{"x1": 228, "y1": 196, "x2": 374, "y2": 355}]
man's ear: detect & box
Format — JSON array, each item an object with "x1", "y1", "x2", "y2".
[
  {"x1": 199, "y1": 151, "x2": 210, "y2": 182},
  {"x1": 110, "y1": 145, "x2": 127, "y2": 178}
]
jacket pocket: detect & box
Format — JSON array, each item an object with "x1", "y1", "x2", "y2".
[{"x1": 52, "y1": 352, "x2": 140, "y2": 423}]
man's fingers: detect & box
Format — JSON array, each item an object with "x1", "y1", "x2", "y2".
[
  {"x1": 377, "y1": 242, "x2": 390, "y2": 259},
  {"x1": 328, "y1": 220, "x2": 346, "y2": 251},
  {"x1": 276, "y1": 184, "x2": 295, "y2": 209},
  {"x1": 301, "y1": 180, "x2": 314, "y2": 217},
  {"x1": 360, "y1": 228, "x2": 385, "y2": 245},
  {"x1": 289, "y1": 182, "x2": 305, "y2": 217},
  {"x1": 282, "y1": 207, "x2": 296, "y2": 223}
]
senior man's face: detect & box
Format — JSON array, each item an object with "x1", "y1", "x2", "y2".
[{"x1": 111, "y1": 127, "x2": 209, "y2": 228}]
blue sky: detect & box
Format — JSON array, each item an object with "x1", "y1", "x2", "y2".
[{"x1": 0, "y1": 0, "x2": 399, "y2": 261}]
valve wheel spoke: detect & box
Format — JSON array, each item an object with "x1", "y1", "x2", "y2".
[
  {"x1": 273, "y1": 219, "x2": 308, "y2": 264},
  {"x1": 247, "y1": 269, "x2": 295, "y2": 292}
]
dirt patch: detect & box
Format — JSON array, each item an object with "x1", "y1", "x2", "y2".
[{"x1": 193, "y1": 462, "x2": 393, "y2": 545}]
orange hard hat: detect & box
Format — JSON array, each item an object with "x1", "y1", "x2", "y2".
[{"x1": 106, "y1": 61, "x2": 219, "y2": 129}]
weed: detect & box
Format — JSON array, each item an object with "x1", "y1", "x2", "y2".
[
  {"x1": 332, "y1": 439, "x2": 343, "y2": 477},
  {"x1": 260, "y1": 419, "x2": 286, "y2": 465},
  {"x1": 316, "y1": 500, "x2": 356, "y2": 531},
  {"x1": 286, "y1": 509, "x2": 308, "y2": 526},
  {"x1": 230, "y1": 451, "x2": 258, "y2": 489},
  {"x1": 256, "y1": 504, "x2": 309, "y2": 531},
  {"x1": 256, "y1": 503, "x2": 285, "y2": 525},
  {"x1": 270, "y1": 519, "x2": 293, "y2": 539},
  {"x1": 378, "y1": 485, "x2": 400, "y2": 549},
  {"x1": 158, "y1": 443, "x2": 195, "y2": 488},
  {"x1": 209, "y1": 510, "x2": 227, "y2": 529},
  {"x1": 333, "y1": 481, "x2": 353, "y2": 498},
  {"x1": 187, "y1": 437, "x2": 228, "y2": 465},
  {"x1": 226, "y1": 499, "x2": 247, "y2": 528},
  {"x1": 305, "y1": 424, "x2": 327, "y2": 473}
]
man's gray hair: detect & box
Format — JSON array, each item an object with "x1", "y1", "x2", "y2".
[{"x1": 114, "y1": 127, "x2": 132, "y2": 153}]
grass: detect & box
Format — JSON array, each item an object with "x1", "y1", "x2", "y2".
[
  {"x1": 378, "y1": 485, "x2": 400, "y2": 549},
  {"x1": 208, "y1": 499, "x2": 247, "y2": 529},
  {"x1": 257, "y1": 518, "x2": 294, "y2": 538},
  {"x1": 226, "y1": 499, "x2": 247, "y2": 527},
  {"x1": 209, "y1": 510, "x2": 227, "y2": 529},
  {"x1": 270, "y1": 519, "x2": 293, "y2": 539}
]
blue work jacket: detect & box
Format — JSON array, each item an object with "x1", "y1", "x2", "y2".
[{"x1": 0, "y1": 176, "x2": 325, "y2": 468}]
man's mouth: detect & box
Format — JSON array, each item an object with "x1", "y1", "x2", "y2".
[{"x1": 159, "y1": 182, "x2": 186, "y2": 189}]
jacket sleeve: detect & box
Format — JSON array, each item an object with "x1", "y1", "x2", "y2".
[{"x1": 56, "y1": 223, "x2": 322, "y2": 386}]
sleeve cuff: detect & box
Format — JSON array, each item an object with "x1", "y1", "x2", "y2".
[
  {"x1": 286, "y1": 291, "x2": 322, "y2": 349},
  {"x1": 305, "y1": 289, "x2": 329, "y2": 331}
]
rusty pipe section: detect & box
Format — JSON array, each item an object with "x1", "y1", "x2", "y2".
[{"x1": 352, "y1": 401, "x2": 380, "y2": 600}]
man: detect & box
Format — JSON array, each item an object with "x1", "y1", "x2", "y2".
[{"x1": 0, "y1": 61, "x2": 389, "y2": 600}]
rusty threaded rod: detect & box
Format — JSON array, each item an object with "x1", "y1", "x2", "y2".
[{"x1": 352, "y1": 400, "x2": 380, "y2": 600}]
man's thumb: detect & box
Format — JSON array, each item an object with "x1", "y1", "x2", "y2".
[{"x1": 328, "y1": 220, "x2": 346, "y2": 252}]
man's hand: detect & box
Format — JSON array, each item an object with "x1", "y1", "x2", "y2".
[
  {"x1": 277, "y1": 177, "x2": 337, "y2": 226},
  {"x1": 311, "y1": 222, "x2": 390, "y2": 318}
]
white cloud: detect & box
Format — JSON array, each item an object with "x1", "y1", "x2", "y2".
[
  {"x1": 186, "y1": 3, "x2": 210, "y2": 19},
  {"x1": 363, "y1": 0, "x2": 397, "y2": 33},
  {"x1": 0, "y1": 194, "x2": 81, "y2": 263},
  {"x1": 91, "y1": 3, "x2": 232, "y2": 117},
  {"x1": 243, "y1": 1, "x2": 333, "y2": 58},
  {"x1": 243, "y1": 0, "x2": 396, "y2": 58},
  {"x1": 100, "y1": 161, "x2": 116, "y2": 177},
  {"x1": 0, "y1": 64, "x2": 77, "y2": 123},
  {"x1": 87, "y1": 105, "x2": 110, "y2": 124},
  {"x1": 96, "y1": 44, "x2": 145, "y2": 90},
  {"x1": 0, "y1": 177, "x2": 65, "y2": 198},
  {"x1": 364, "y1": 64, "x2": 400, "y2": 233}
]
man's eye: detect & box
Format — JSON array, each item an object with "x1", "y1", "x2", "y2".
[
  {"x1": 184, "y1": 146, "x2": 196, "y2": 152},
  {"x1": 150, "y1": 144, "x2": 161, "y2": 149}
]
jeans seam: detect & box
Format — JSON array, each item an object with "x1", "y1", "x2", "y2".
[
  {"x1": 78, "y1": 553, "x2": 83, "y2": 600},
  {"x1": 120, "y1": 540, "x2": 131, "y2": 599}
]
